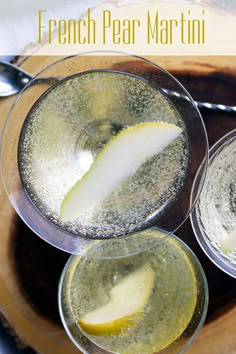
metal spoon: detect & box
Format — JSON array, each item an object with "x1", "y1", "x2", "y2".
[
  {"x1": 0, "y1": 62, "x2": 58, "y2": 97},
  {"x1": 0, "y1": 62, "x2": 33, "y2": 97},
  {"x1": 1, "y1": 61, "x2": 236, "y2": 114}
]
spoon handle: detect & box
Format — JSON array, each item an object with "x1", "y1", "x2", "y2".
[
  {"x1": 195, "y1": 101, "x2": 236, "y2": 114},
  {"x1": 163, "y1": 88, "x2": 236, "y2": 115}
]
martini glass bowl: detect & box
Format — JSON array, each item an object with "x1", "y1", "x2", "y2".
[
  {"x1": 58, "y1": 230, "x2": 209, "y2": 354},
  {"x1": 191, "y1": 129, "x2": 236, "y2": 278},
  {"x1": 0, "y1": 52, "x2": 208, "y2": 256}
]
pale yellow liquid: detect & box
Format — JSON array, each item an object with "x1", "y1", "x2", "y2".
[
  {"x1": 199, "y1": 138, "x2": 236, "y2": 262},
  {"x1": 18, "y1": 71, "x2": 189, "y2": 239},
  {"x1": 60, "y1": 231, "x2": 205, "y2": 354}
]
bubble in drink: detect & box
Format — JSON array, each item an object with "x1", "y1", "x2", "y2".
[
  {"x1": 18, "y1": 71, "x2": 189, "y2": 238},
  {"x1": 59, "y1": 230, "x2": 207, "y2": 353},
  {"x1": 199, "y1": 136, "x2": 236, "y2": 260}
]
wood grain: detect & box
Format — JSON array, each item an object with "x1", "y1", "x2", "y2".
[{"x1": 0, "y1": 56, "x2": 235, "y2": 354}]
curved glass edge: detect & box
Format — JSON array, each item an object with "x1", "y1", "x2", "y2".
[
  {"x1": 58, "y1": 231, "x2": 209, "y2": 354},
  {"x1": 191, "y1": 207, "x2": 236, "y2": 279},
  {"x1": 190, "y1": 129, "x2": 236, "y2": 278},
  {"x1": 0, "y1": 51, "x2": 209, "y2": 255},
  {"x1": 174, "y1": 235, "x2": 209, "y2": 353}
]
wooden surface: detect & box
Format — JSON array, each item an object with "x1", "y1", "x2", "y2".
[{"x1": 0, "y1": 56, "x2": 236, "y2": 354}]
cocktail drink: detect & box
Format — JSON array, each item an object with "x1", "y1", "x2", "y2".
[
  {"x1": 1, "y1": 54, "x2": 209, "y2": 352},
  {"x1": 1, "y1": 54, "x2": 208, "y2": 255},
  {"x1": 59, "y1": 229, "x2": 208, "y2": 354},
  {"x1": 18, "y1": 70, "x2": 189, "y2": 239},
  {"x1": 191, "y1": 129, "x2": 236, "y2": 278}
]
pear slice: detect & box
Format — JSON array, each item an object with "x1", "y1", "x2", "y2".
[
  {"x1": 221, "y1": 226, "x2": 236, "y2": 253},
  {"x1": 78, "y1": 263, "x2": 155, "y2": 336},
  {"x1": 61, "y1": 122, "x2": 182, "y2": 222}
]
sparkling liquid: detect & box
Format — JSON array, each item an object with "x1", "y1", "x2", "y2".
[
  {"x1": 59, "y1": 230, "x2": 207, "y2": 354},
  {"x1": 18, "y1": 71, "x2": 189, "y2": 238}
]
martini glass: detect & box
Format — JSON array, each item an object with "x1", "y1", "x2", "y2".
[
  {"x1": 58, "y1": 229, "x2": 208, "y2": 354},
  {"x1": 0, "y1": 52, "x2": 208, "y2": 256},
  {"x1": 191, "y1": 129, "x2": 236, "y2": 278}
]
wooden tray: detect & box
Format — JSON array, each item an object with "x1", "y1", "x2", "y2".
[{"x1": 0, "y1": 56, "x2": 235, "y2": 354}]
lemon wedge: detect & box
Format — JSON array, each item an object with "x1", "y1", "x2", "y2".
[
  {"x1": 78, "y1": 263, "x2": 155, "y2": 336},
  {"x1": 61, "y1": 122, "x2": 182, "y2": 222},
  {"x1": 221, "y1": 226, "x2": 236, "y2": 253}
]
